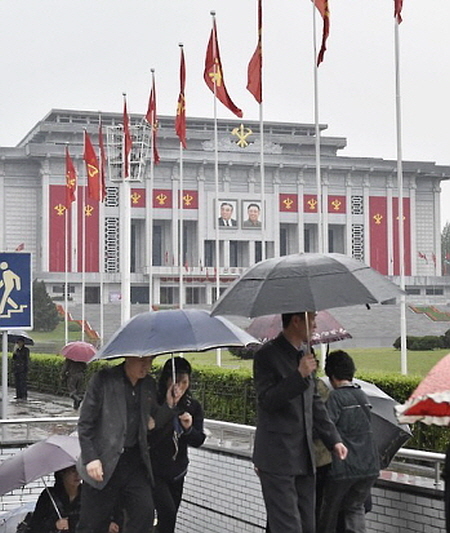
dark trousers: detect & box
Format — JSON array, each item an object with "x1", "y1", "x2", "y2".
[
  {"x1": 153, "y1": 476, "x2": 185, "y2": 533},
  {"x1": 259, "y1": 470, "x2": 315, "y2": 533},
  {"x1": 76, "y1": 449, "x2": 154, "y2": 533},
  {"x1": 14, "y1": 372, "x2": 27, "y2": 399}
]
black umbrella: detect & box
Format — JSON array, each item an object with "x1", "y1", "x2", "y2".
[
  {"x1": 211, "y1": 252, "x2": 404, "y2": 318},
  {"x1": 7, "y1": 331, "x2": 34, "y2": 346},
  {"x1": 320, "y1": 376, "x2": 412, "y2": 469}
]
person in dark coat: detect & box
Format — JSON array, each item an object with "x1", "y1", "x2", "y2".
[
  {"x1": 76, "y1": 357, "x2": 182, "y2": 533},
  {"x1": 253, "y1": 312, "x2": 347, "y2": 533},
  {"x1": 318, "y1": 350, "x2": 380, "y2": 533},
  {"x1": 12, "y1": 339, "x2": 30, "y2": 400},
  {"x1": 30, "y1": 466, "x2": 82, "y2": 533},
  {"x1": 149, "y1": 357, "x2": 206, "y2": 533},
  {"x1": 60, "y1": 359, "x2": 87, "y2": 410}
]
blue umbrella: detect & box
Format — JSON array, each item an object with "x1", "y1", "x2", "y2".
[{"x1": 94, "y1": 309, "x2": 259, "y2": 360}]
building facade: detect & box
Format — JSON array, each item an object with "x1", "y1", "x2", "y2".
[{"x1": 1, "y1": 108, "x2": 449, "y2": 307}]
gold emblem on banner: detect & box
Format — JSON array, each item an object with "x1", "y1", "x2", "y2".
[
  {"x1": 131, "y1": 192, "x2": 141, "y2": 204},
  {"x1": 54, "y1": 204, "x2": 66, "y2": 216},
  {"x1": 373, "y1": 213, "x2": 383, "y2": 225},
  {"x1": 307, "y1": 198, "x2": 318, "y2": 210},
  {"x1": 85, "y1": 205, "x2": 94, "y2": 217},
  {"x1": 183, "y1": 193, "x2": 194, "y2": 207},
  {"x1": 231, "y1": 124, "x2": 253, "y2": 148},
  {"x1": 283, "y1": 197, "x2": 294, "y2": 210},
  {"x1": 331, "y1": 199, "x2": 342, "y2": 211},
  {"x1": 156, "y1": 193, "x2": 168, "y2": 205}
]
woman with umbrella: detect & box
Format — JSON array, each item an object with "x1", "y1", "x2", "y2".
[
  {"x1": 29, "y1": 465, "x2": 81, "y2": 533},
  {"x1": 12, "y1": 338, "x2": 30, "y2": 401},
  {"x1": 149, "y1": 357, "x2": 206, "y2": 533}
]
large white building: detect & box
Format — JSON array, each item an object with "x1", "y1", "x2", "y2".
[{"x1": 1, "y1": 108, "x2": 449, "y2": 308}]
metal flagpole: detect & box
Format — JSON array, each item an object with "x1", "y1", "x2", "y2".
[
  {"x1": 64, "y1": 201, "x2": 69, "y2": 346},
  {"x1": 312, "y1": 3, "x2": 324, "y2": 255},
  {"x1": 394, "y1": 21, "x2": 407, "y2": 375},
  {"x1": 179, "y1": 139, "x2": 184, "y2": 309},
  {"x1": 259, "y1": 93, "x2": 265, "y2": 261},
  {"x1": 98, "y1": 116, "x2": 105, "y2": 345},
  {"x1": 211, "y1": 11, "x2": 222, "y2": 367},
  {"x1": 121, "y1": 94, "x2": 131, "y2": 324},
  {"x1": 81, "y1": 142, "x2": 87, "y2": 342},
  {"x1": 146, "y1": 70, "x2": 156, "y2": 313}
]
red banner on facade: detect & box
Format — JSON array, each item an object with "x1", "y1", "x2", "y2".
[
  {"x1": 369, "y1": 196, "x2": 388, "y2": 275},
  {"x1": 279, "y1": 194, "x2": 298, "y2": 212},
  {"x1": 393, "y1": 197, "x2": 411, "y2": 276},
  {"x1": 303, "y1": 194, "x2": 318, "y2": 213},
  {"x1": 328, "y1": 195, "x2": 346, "y2": 213},
  {"x1": 77, "y1": 186, "x2": 99, "y2": 272},
  {"x1": 49, "y1": 185, "x2": 70, "y2": 272},
  {"x1": 130, "y1": 188, "x2": 146, "y2": 208},
  {"x1": 153, "y1": 189, "x2": 173, "y2": 208},
  {"x1": 180, "y1": 190, "x2": 198, "y2": 209}
]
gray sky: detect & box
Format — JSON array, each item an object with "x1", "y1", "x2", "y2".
[{"x1": 1, "y1": 0, "x2": 448, "y2": 228}]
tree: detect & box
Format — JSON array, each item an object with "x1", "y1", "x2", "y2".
[
  {"x1": 33, "y1": 279, "x2": 59, "y2": 331},
  {"x1": 442, "y1": 222, "x2": 450, "y2": 276}
]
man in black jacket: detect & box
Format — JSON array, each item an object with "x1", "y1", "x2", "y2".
[
  {"x1": 253, "y1": 312, "x2": 347, "y2": 533},
  {"x1": 76, "y1": 356, "x2": 182, "y2": 533}
]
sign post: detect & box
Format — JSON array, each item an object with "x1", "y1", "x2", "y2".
[{"x1": 0, "y1": 252, "x2": 33, "y2": 420}]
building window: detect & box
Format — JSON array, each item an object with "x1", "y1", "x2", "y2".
[
  {"x1": 205, "y1": 240, "x2": 215, "y2": 267},
  {"x1": 351, "y1": 195, "x2": 364, "y2": 215},
  {"x1": 85, "y1": 286, "x2": 100, "y2": 304},
  {"x1": 352, "y1": 224, "x2": 364, "y2": 262},
  {"x1": 255, "y1": 241, "x2": 262, "y2": 263},
  {"x1": 105, "y1": 187, "x2": 119, "y2": 207},
  {"x1": 425, "y1": 287, "x2": 444, "y2": 295},
  {"x1": 186, "y1": 287, "x2": 200, "y2": 304},
  {"x1": 160, "y1": 287, "x2": 175, "y2": 304},
  {"x1": 131, "y1": 286, "x2": 149, "y2": 304},
  {"x1": 105, "y1": 217, "x2": 120, "y2": 273},
  {"x1": 406, "y1": 287, "x2": 421, "y2": 295}
]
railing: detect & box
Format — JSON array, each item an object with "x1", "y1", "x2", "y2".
[{"x1": 0, "y1": 417, "x2": 446, "y2": 486}]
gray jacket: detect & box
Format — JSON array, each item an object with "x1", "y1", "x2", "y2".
[{"x1": 77, "y1": 363, "x2": 174, "y2": 489}]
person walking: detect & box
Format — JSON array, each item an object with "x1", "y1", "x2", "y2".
[
  {"x1": 253, "y1": 312, "x2": 347, "y2": 533},
  {"x1": 61, "y1": 359, "x2": 87, "y2": 410},
  {"x1": 149, "y1": 357, "x2": 206, "y2": 533},
  {"x1": 318, "y1": 350, "x2": 380, "y2": 533},
  {"x1": 76, "y1": 356, "x2": 182, "y2": 533},
  {"x1": 12, "y1": 338, "x2": 30, "y2": 400}
]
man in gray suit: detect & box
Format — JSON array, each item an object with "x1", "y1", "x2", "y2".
[
  {"x1": 253, "y1": 312, "x2": 347, "y2": 533},
  {"x1": 76, "y1": 356, "x2": 181, "y2": 533}
]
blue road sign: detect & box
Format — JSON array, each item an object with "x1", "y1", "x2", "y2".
[{"x1": 0, "y1": 252, "x2": 32, "y2": 329}]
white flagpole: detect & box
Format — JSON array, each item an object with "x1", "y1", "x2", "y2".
[
  {"x1": 98, "y1": 115, "x2": 105, "y2": 345},
  {"x1": 179, "y1": 139, "x2": 184, "y2": 309},
  {"x1": 211, "y1": 11, "x2": 222, "y2": 367},
  {"x1": 394, "y1": 21, "x2": 407, "y2": 375},
  {"x1": 121, "y1": 94, "x2": 131, "y2": 324},
  {"x1": 64, "y1": 202, "x2": 69, "y2": 346},
  {"x1": 312, "y1": 4, "x2": 324, "y2": 255},
  {"x1": 146, "y1": 70, "x2": 156, "y2": 312}
]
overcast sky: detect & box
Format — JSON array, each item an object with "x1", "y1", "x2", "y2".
[{"x1": 1, "y1": 0, "x2": 448, "y2": 228}]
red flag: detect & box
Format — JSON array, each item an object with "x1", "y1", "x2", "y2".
[
  {"x1": 84, "y1": 131, "x2": 101, "y2": 201},
  {"x1": 15, "y1": 243, "x2": 25, "y2": 252},
  {"x1": 65, "y1": 145, "x2": 77, "y2": 207},
  {"x1": 247, "y1": 0, "x2": 262, "y2": 103},
  {"x1": 98, "y1": 120, "x2": 107, "y2": 199},
  {"x1": 394, "y1": 0, "x2": 403, "y2": 23},
  {"x1": 123, "y1": 96, "x2": 132, "y2": 178},
  {"x1": 314, "y1": 0, "x2": 330, "y2": 66},
  {"x1": 145, "y1": 73, "x2": 160, "y2": 164},
  {"x1": 204, "y1": 18, "x2": 243, "y2": 118},
  {"x1": 175, "y1": 46, "x2": 187, "y2": 148}
]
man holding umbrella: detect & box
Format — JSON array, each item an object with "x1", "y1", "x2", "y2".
[
  {"x1": 76, "y1": 356, "x2": 183, "y2": 533},
  {"x1": 253, "y1": 312, "x2": 347, "y2": 533}
]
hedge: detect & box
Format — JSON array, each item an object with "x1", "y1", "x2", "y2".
[{"x1": 3, "y1": 354, "x2": 448, "y2": 453}]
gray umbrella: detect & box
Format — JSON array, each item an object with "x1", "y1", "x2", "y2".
[
  {"x1": 320, "y1": 376, "x2": 412, "y2": 469},
  {"x1": 0, "y1": 434, "x2": 80, "y2": 496},
  {"x1": 7, "y1": 331, "x2": 34, "y2": 346},
  {"x1": 211, "y1": 252, "x2": 404, "y2": 318},
  {"x1": 94, "y1": 309, "x2": 259, "y2": 360}
]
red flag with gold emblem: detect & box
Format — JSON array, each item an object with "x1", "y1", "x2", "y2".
[
  {"x1": 123, "y1": 96, "x2": 132, "y2": 178},
  {"x1": 204, "y1": 18, "x2": 243, "y2": 118},
  {"x1": 247, "y1": 0, "x2": 262, "y2": 103},
  {"x1": 65, "y1": 146, "x2": 77, "y2": 207},
  {"x1": 175, "y1": 46, "x2": 187, "y2": 148},
  {"x1": 145, "y1": 73, "x2": 160, "y2": 164},
  {"x1": 314, "y1": 0, "x2": 330, "y2": 66},
  {"x1": 98, "y1": 120, "x2": 107, "y2": 199},
  {"x1": 84, "y1": 131, "x2": 101, "y2": 201},
  {"x1": 394, "y1": 0, "x2": 403, "y2": 23}
]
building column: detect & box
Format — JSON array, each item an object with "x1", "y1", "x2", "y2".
[
  {"x1": 410, "y1": 176, "x2": 417, "y2": 275},
  {"x1": 297, "y1": 168, "x2": 305, "y2": 253},
  {"x1": 387, "y1": 176, "x2": 394, "y2": 276},
  {"x1": 345, "y1": 172, "x2": 353, "y2": 257},
  {"x1": 273, "y1": 166, "x2": 281, "y2": 257},
  {"x1": 363, "y1": 173, "x2": 371, "y2": 264},
  {"x1": 40, "y1": 159, "x2": 51, "y2": 271},
  {"x1": 322, "y1": 170, "x2": 329, "y2": 253}
]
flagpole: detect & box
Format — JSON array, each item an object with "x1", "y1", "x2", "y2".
[
  {"x1": 81, "y1": 135, "x2": 87, "y2": 342},
  {"x1": 258, "y1": 0, "x2": 265, "y2": 261},
  {"x1": 121, "y1": 94, "x2": 131, "y2": 324},
  {"x1": 394, "y1": 21, "x2": 407, "y2": 375},
  {"x1": 312, "y1": 3, "x2": 324, "y2": 254},
  {"x1": 210, "y1": 11, "x2": 222, "y2": 367},
  {"x1": 64, "y1": 201, "x2": 69, "y2": 346},
  {"x1": 147, "y1": 70, "x2": 156, "y2": 312},
  {"x1": 178, "y1": 44, "x2": 185, "y2": 310},
  {"x1": 98, "y1": 115, "x2": 105, "y2": 345}
]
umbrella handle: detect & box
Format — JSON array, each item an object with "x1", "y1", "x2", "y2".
[{"x1": 42, "y1": 478, "x2": 63, "y2": 520}]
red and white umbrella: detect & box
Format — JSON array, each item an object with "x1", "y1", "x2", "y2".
[
  {"x1": 61, "y1": 341, "x2": 96, "y2": 363},
  {"x1": 395, "y1": 352, "x2": 450, "y2": 425}
]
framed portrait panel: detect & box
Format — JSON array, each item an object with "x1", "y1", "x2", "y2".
[
  {"x1": 216, "y1": 199, "x2": 238, "y2": 228},
  {"x1": 241, "y1": 200, "x2": 262, "y2": 229}
]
